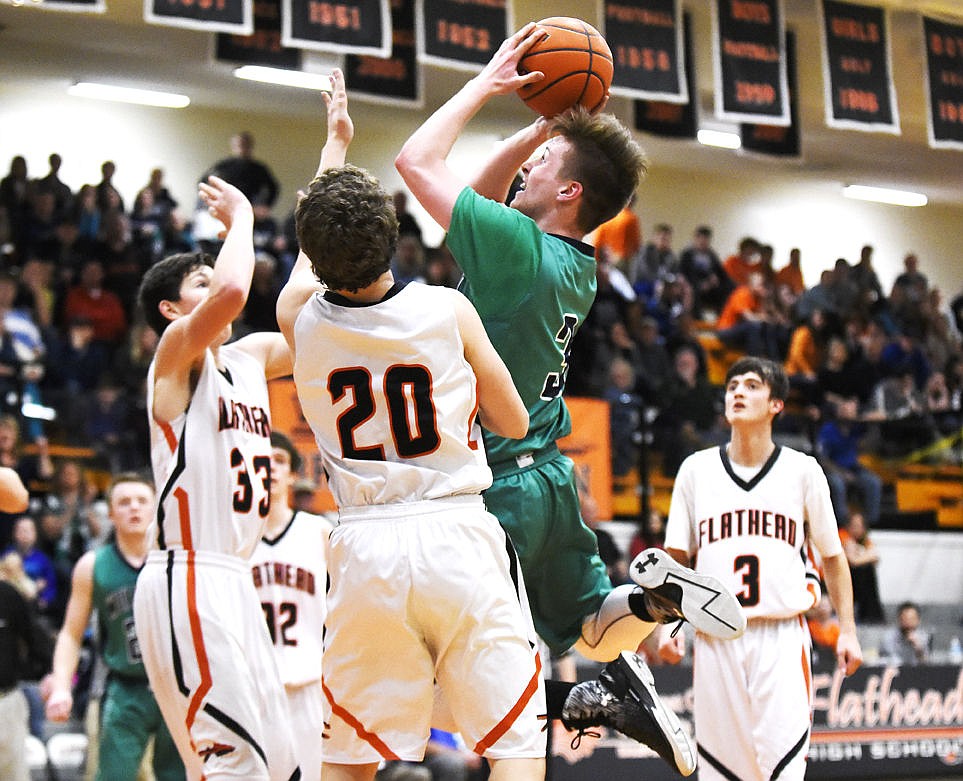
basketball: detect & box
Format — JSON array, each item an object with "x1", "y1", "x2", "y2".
[{"x1": 516, "y1": 17, "x2": 613, "y2": 118}]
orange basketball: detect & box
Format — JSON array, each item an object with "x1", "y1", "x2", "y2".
[{"x1": 516, "y1": 17, "x2": 613, "y2": 117}]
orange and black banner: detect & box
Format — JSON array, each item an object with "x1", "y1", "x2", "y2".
[
  {"x1": 146, "y1": 0, "x2": 252, "y2": 34},
  {"x1": 819, "y1": 0, "x2": 899, "y2": 133},
  {"x1": 282, "y1": 0, "x2": 391, "y2": 56},
  {"x1": 417, "y1": 0, "x2": 508, "y2": 70},
  {"x1": 633, "y1": 11, "x2": 696, "y2": 138},
  {"x1": 712, "y1": 0, "x2": 789, "y2": 125},
  {"x1": 216, "y1": 0, "x2": 302, "y2": 68},
  {"x1": 345, "y1": 0, "x2": 422, "y2": 106},
  {"x1": 740, "y1": 30, "x2": 799, "y2": 157},
  {"x1": 923, "y1": 15, "x2": 963, "y2": 151},
  {"x1": 605, "y1": 0, "x2": 686, "y2": 103}
]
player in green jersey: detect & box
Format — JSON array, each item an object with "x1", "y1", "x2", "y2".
[
  {"x1": 44, "y1": 473, "x2": 184, "y2": 781},
  {"x1": 398, "y1": 25, "x2": 746, "y2": 776}
]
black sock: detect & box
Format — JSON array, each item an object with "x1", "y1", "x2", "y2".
[
  {"x1": 545, "y1": 679, "x2": 577, "y2": 719},
  {"x1": 628, "y1": 589, "x2": 654, "y2": 622}
]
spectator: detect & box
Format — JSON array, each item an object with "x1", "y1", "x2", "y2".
[
  {"x1": 391, "y1": 188, "x2": 424, "y2": 245},
  {"x1": 576, "y1": 464, "x2": 629, "y2": 586},
  {"x1": 591, "y1": 192, "x2": 641, "y2": 271},
  {"x1": 715, "y1": 271, "x2": 782, "y2": 360},
  {"x1": 424, "y1": 244, "x2": 462, "y2": 288},
  {"x1": 817, "y1": 397, "x2": 883, "y2": 527},
  {"x1": 774, "y1": 247, "x2": 805, "y2": 296},
  {"x1": 240, "y1": 251, "x2": 282, "y2": 333},
  {"x1": 603, "y1": 356, "x2": 642, "y2": 478},
  {"x1": 838, "y1": 511, "x2": 885, "y2": 623},
  {"x1": 1, "y1": 155, "x2": 31, "y2": 258},
  {"x1": 784, "y1": 308, "x2": 831, "y2": 406},
  {"x1": 34, "y1": 152, "x2": 74, "y2": 220},
  {"x1": 879, "y1": 601, "x2": 931, "y2": 666},
  {"x1": 390, "y1": 233, "x2": 426, "y2": 285},
  {"x1": 722, "y1": 235, "x2": 762, "y2": 287},
  {"x1": 3, "y1": 515, "x2": 58, "y2": 616},
  {"x1": 60, "y1": 258, "x2": 129, "y2": 347},
  {"x1": 633, "y1": 314, "x2": 673, "y2": 401},
  {"x1": 0, "y1": 416, "x2": 53, "y2": 548},
  {"x1": 94, "y1": 160, "x2": 125, "y2": 214},
  {"x1": 627, "y1": 222, "x2": 676, "y2": 292},
  {"x1": 806, "y1": 593, "x2": 841, "y2": 667},
  {"x1": 201, "y1": 130, "x2": 279, "y2": 212},
  {"x1": 43, "y1": 315, "x2": 111, "y2": 436},
  {"x1": 677, "y1": 225, "x2": 731, "y2": 319}
]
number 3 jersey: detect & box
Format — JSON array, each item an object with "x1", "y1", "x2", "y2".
[
  {"x1": 292, "y1": 282, "x2": 492, "y2": 508},
  {"x1": 664, "y1": 445, "x2": 844, "y2": 620},
  {"x1": 146, "y1": 345, "x2": 273, "y2": 560}
]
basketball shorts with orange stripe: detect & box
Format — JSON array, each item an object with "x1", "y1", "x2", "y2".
[
  {"x1": 134, "y1": 550, "x2": 300, "y2": 781},
  {"x1": 321, "y1": 496, "x2": 547, "y2": 764}
]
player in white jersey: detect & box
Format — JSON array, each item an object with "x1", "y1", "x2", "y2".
[
  {"x1": 132, "y1": 175, "x2": 300, "y2": 781},
  {"x1": 250, "y1": 432, "x2": 332, "y2": 781},
  {"x1": 276, "y1": 70, "x2": 545, "y2": 781},
  {"x1": 657, "y1": 357, "x2": 862, "y2": 781}
]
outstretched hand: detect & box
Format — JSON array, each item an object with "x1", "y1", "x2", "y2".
[
  {"x1": 322, "y1": 68, "x2": 353, "y2": 149},
  {"x1": 475, "y1": 22, "x2": 546, "y2": 96},
  {"x1": 198, "y1": 175, "x2": 253, "y2": 239}
]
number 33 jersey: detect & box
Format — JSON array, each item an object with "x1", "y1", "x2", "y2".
[
  {"x1": 664, "y1": 445, "x2": 844, "y2": 620},
  {"x1": 147, "y1": 345, "x2": 273, "y2": 560},
  {"x1": 292, "y1": 282, "x2": 492, "y2": 508}
]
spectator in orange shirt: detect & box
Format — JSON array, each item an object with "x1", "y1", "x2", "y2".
[
  {"x1": 806, "y1": 593, "x2": 841, "y2": 667},
  {"x1": 774, "y1": 247, "x2": 805, "y2": 296},
  {"x1": 784, "y1": 308, "x2": 831, "y2": 406},
  {"x1": 722, "y1": 236, "x2": 762, "y2": 287},
  {"x1": 591, "y1": 193, "x2": 641, "y2": 271},
  {"x1": 715, "y1": 271, "x2": 781, "y2": 359}
]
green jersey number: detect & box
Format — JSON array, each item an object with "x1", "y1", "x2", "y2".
[{"x1": 540, "y1": 314, "x2": 580, "y2": 401}]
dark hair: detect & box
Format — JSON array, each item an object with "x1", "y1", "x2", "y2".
[
  {"x1": 270, "y1": 431, "x2": 303, "y2": 473},
  {"x1": 295, "y1": 164, "x2": 398, "y2": 292},
  {"x1": 551, "y1": 108, "x2": 647, "y2": 234},
  {"x1": 137, "y1": 251, "x2": 215, "y2": 335},
  {"x1": 725, "y1": 357, "x2": 789, "y2": 402}
]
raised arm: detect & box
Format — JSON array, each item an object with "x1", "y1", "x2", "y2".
[
  {"x1": 469, "y1": 118, "x2": 552, "y2": 204},
  {"x1": 453, "y1": 290, "x2": 527, "y2": 439},
  {"x1": 277, "y1": 69, "x2": 354, "y2": 348},
  {"x1": 395, "y1": 23, "x2": 544, "y2": 230}
]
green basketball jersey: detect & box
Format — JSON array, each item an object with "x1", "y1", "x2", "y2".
[
  {"x1": 448, "y1": 187, "x2": 597, "y2": 465},
  {"x1": 92, "y1": 542, "x2": 145, "y2": 679}
]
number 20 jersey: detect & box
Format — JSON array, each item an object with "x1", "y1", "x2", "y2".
[
  {"x1": 665, "y1": 445, "x2": 843, "y2": 620},
  {"x1": 146, "y1": 345, "x2": 273, "y2": 560},
  {"x1": 292, "y1": 283, "x2": 492, "y2": 508}
]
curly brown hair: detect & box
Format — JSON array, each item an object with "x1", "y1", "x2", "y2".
[
  {"x1": 552, "y1": 107, "x2": 647, "y2": 234},
  {"x1": 295, "y1": 164, "x2": 399, "y2": 292}
]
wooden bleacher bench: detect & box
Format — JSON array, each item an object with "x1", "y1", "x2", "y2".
[
  {"x1": 694, "y1": 327, "x2": 744, "y2": 387},
  {"x1": 895, "y1": 464, "x2": 963, "y2": 529}
]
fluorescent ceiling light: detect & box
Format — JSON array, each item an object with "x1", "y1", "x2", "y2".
[
  {"x1": 697, "y1": 129, "x2": 741, "y2": 150},
  {"x1": 234, "y1": 66, "x2": 332, "y2": 92},
  {"x1": 68, "y1": 82, "x2": 190, "y2": 108},
  {"x1": 842, "y1": 185, "x2": 927, "y2": 207}
]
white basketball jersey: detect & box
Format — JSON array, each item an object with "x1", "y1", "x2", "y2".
[
  {"x1": 665, "y1": 445, "x2": 842, "y2": 619},
  {"x1": 249, "y1": 511, "x2": 330, "y2": 687},
  {"x1": 147, "y1": 345, "x2": 273, "y2": 560},
  {"x1": 293, "y1": 283, "x2": 492, "y2": 508}
]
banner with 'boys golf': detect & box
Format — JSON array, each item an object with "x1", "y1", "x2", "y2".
[
  {"x1": 712, "y1": 0, "x2": 789, "y2": 125},
  {"x1": 819, "y1": 0, "x2": 899, "y2": 133}
]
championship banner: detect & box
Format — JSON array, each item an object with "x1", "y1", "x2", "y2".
[
  {"x1": 417, "y1": 0, "x2": 509, "y2": 71},
  {"x1": 633, "y1": 11, "x2": 696, "y2": 139},
  {"x1": 145, "y1": 0, "x2": 252, "y2": 34},
  {"x1": 216, "y1": 0, "x2": 303, "y2": 68},
  {"x1": 345, "y1": 0, "x2": 422, "y2": 106},
  {"x1": 6, "y1": 0, "x2": 105, "y2": 12},
  {"x1": 818, "y1": 0, "x2": 899, "y2": 133},
  {"x1": 740, "y1": 29, "x2": 800, "y2": 157},
  {"x1": 282, "y1": 0, "x2": 391, "y2": 56},
  {"x1": 712, "y1": 0, "x2": 789, "y2": 125},
  {"x1": 605, "y1": 0, "x2": 687, "y2": 103},
  {"x1": 551, "y1": 662, "x2": 963, "y2": 780},
  {"x1": 923, "y1": 15, "x2": 963, "y2": 151}
]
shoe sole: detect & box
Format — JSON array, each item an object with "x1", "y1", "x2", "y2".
[
  {"x1": 612, "y1": 651, "x2": 696, "y2": 777},
  {"x1": 630, "y1": 548, "x2": 747, "y2": 639}
]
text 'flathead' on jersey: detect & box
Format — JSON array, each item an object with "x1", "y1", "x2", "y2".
[
  {"x1": 699, "y1": 509, "x2": 798, "y2": 548},
  {"x1": 217, "y1": 396, "x2": 271, "y2": 438}
]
